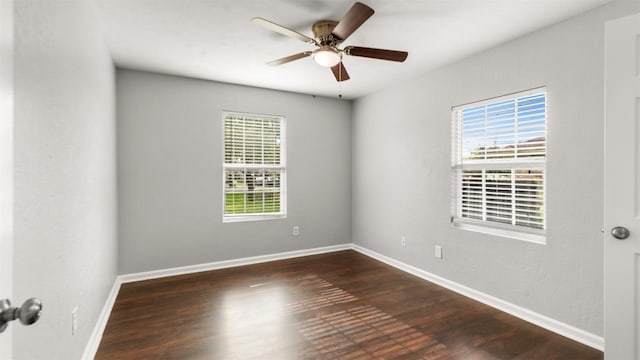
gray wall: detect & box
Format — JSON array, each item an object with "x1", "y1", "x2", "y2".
[
  {"x1": 117, "y1": 70, "x2": 352, "y2": 274},
  {"x1": 352, "y1": 0, "x2": 639, "y2": 337},
  {"x1": 13, "y1": 0, "x2": 118, "y2": 358}
]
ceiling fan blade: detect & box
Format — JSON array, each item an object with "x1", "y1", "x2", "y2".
[
  {"x1": 331, "y1": 2, "x2": 374, "y2": 41},
  {"x1": 251, "y1": 17, "x2": 317, "y2": 45},
  {"x1": 266, "y1": 52, "x2": 312, "y2": 66},
  {"x1": 331, "y1": 62, "x2": 350, "y2": 82},
  {"x1": 345, "y1": 46, "x2": 408, "y2": 62}
]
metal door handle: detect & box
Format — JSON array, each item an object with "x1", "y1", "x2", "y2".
[
  {"x1": 0, "y1": 298, "x2": 42, "y2": 333},
  {"x1": 611, "y1": 226, "x2": 630, "y2": 240}
]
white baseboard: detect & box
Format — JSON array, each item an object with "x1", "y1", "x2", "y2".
[
  {"x1": 118, "y1": 244, "x2": 351, "y2": 284},
  {"x1": 350, "y1": 244, "x2": 604, "y2": 351},
  {"x1": 82, "y1": 242, "x2": 603, "y2": 359},
  {"x1": 81, "y1": 278, "x2": 122, "y2": 360}
]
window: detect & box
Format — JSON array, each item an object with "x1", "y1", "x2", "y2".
[
  {"x1": 451, "y1": 88, "x2": 546, "y2": 242},
  {"x1": 223, "y1": 112, "x2": 285, "y2": 222}
]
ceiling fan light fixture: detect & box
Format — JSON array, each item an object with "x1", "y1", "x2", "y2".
[
  {"x1": 253, "y1": 2, "x2": 407, "y2": 82},
  {"x1": 312, "y1": 46, "x2": 341, "y2": 67}
]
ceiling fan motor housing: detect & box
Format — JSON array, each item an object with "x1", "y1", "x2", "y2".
[{"x1": 312, "y1": 20, "x2": 340, "y2": 46}]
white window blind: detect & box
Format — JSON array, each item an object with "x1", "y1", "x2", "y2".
[
  {"x1": 451, "y1": 89, "x2": 546, "y2": 236},
  {"x1": 223, "y1": 112, "x2": 285, "y2": 221}
]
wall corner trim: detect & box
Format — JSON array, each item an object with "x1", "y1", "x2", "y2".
[
  {"x1": 82, "y1": 243, "x2": 603, "y2": 358},
  {"x1": 81, "y1": 279, "x2": 122, "y2": 360},
  {"x1": 350, "y1": 244, "x2": 604, "y2": 351}
]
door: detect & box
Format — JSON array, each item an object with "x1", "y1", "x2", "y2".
[
  {"x1": 604, "y1": 12, "x2": 640, "y2": 360},
  {"x1": 0, "y1": 0, "x2": 13, "y2": 358}
]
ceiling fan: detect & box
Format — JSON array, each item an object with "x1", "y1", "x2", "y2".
[{"x1": 251, "y1": 2, "x2": 408, "y2": 82}]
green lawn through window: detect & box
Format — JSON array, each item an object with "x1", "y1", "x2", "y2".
[{"x1": 225, "y1": 193, "x2": 281, "y2": 214}]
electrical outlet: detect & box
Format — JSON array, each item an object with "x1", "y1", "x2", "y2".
[
  {"x1": 71, "y1": 306, "x2": 78, "y2": 336},
  {"x1": 435, "y1": 245, "x2": 442, "y2": 259},
  {"x1": 292, "y1": 225, "x2": 300, "y2": 236},
  {"x1": 401, "y1": 236, "x2": 407, "y2": 247}
]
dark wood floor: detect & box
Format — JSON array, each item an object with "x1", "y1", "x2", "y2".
[{"x1": 95, "y1": 250, "x2": 602, "y2": 359}]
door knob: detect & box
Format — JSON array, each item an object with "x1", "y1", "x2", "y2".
[
  {"x1": 611, "y1": 226, "x2": 630, "y2": 240},
  {"x1": 0, "y1": 298, "x2": 42, "y2": 333}
]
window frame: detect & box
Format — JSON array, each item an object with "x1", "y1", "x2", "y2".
[
  {"x1": 450, "y1": 87, "x2": 547, "y2": 244},
  {"x1": 222, "y1": 111, "x2": 287, "y2": 223}
]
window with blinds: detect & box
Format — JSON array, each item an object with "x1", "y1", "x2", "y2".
[
  {"x1": 223, "y1": 112, "x2": 285, "y2": 222},
  {"x1": 451, "y1": 88, "x2": 546, "y2": 240}
]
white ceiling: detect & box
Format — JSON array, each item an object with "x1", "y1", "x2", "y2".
[{"x1": 96, "y1": 0, "x2": 612, "y2": 100}]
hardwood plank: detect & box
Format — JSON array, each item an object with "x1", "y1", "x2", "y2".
[{"x1": 95, "y1": 250, "x2": 602, "y2": 359}]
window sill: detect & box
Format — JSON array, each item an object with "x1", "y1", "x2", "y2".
[
  {"x1": 452, "y1": 220, "x2": 546, "y2": 245},
  {"x1": 223, "y1": 214, "x2": 286, "y2": 223}
]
